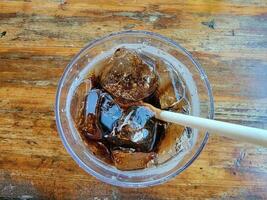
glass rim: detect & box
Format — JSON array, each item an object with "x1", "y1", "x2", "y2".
[{"x1": 55, "y1": 30, "x2": 214, "y2": 187}]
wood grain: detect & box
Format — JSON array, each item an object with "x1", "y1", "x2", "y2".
[{"x1": 1, "y1": 0, "x2": 267, "y2": 199}]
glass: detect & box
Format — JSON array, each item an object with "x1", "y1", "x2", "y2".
[{"x1": 55, "y1": 30, "x2": 214, "y2": 187}]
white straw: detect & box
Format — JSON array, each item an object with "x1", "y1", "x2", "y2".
[{"x1": 158, "y1": 110, "x2": 267, "y2": 147}]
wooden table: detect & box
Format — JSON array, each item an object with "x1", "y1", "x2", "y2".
[{"x1": 1, "y1": 0, "x2": 267, "y2": 199}]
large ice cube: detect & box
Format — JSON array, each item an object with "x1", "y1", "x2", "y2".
[
  {"x1": 70, "y1": 79, "x2": 92, "y2": 126},
  {"x1": 155, "y1": 124, "x2": 185, "y2": 164},
  {"x1": 107, "y1": 106, "x2": 158, "y2": 152},
  {"x1": 81, "y1": 89, "x2": 123, "y2": 139},
  {"x1": 155, "y1": 98, "x2": 191, "y2": 164},
  {"x1": 99, "y1": 92, "x2": 123, "y2": 132},
  {"x1": 81, "y1": 89, "x2": 103, "y2": 140},
  {"x1": 156, "y1": 59, "x2": 185, "y2": 109},
  {"x1": 112, "y1": 149, "x2": 155, "y2": 170},
  {"x1": 100, "y1": 48, "x2": 159, "y2": 102},
  {"x1": 85, "y1": 140, "x2": 112, "y2": 164}
]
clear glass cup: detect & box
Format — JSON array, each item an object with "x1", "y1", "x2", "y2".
[{"x1": 55, "y1": 30, "x2": 214, "y2": 188}]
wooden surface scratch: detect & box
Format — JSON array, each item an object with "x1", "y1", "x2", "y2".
[{"x1": 0, "y1": 0, "x2": 267, "y2": 199}]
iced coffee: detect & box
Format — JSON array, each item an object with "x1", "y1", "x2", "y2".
[{"x1": 71, "y1": 48, "x2": 192, "y2": 170}]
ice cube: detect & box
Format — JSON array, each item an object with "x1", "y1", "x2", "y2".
[
  {"x1": 155, "y1": 97, "x2": 190, "y2": 164},
  {"x1": 107, "y1": 106, "x2": 158, "y2": 152},
  {"x1": 99, "y1": 93, "x2": 122, "y2": 132},
  {"x1": 81, "y1": 89, "x2": 123, "y2": 140},
  {"x1": 170, "y1": 97, "x2": 190, "y2": 114},
  {"x1": 100, "y1": 48, "x2": 159, "y2": 102},
  {"x1": 81, "y1": 89, "x2": 103, "y2": 140},
  {"x1": 175, "y1": 127, "x2": 193, "y2": 153},
  {"x1": 70, "y1": 79, "x2": 92, "y2": 126},
  {"x1": 156, "y1": 59, "x2": 185, "y2": 109},
  {"x1": 84, "y1": 140, "x2": 112, "y2": 164},
  {"x1": 112, "y1": 149, "x2": 155, "y2": 170},
  {"x1": 155, "y1": 124, "x2": 185, "y2": 164}
]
